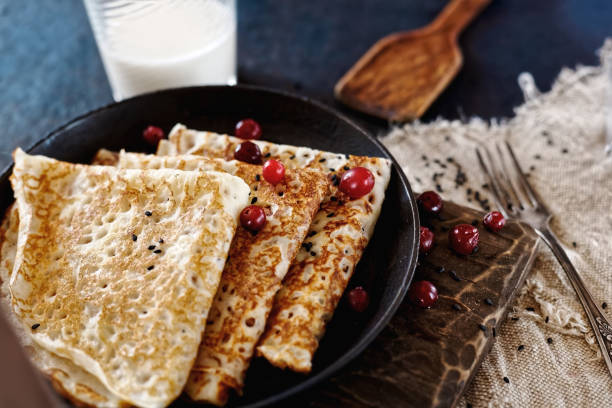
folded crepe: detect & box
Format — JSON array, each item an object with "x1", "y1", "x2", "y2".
[
  {"x1": 159, "y1": 124, "x2": 392, "y2": 373},
  {"x1": 0, "y1": 205, "x2": 127, "y2": 407},
  {"x1": 116, "y1": 152, "x2": 329, "y2": 405},
  {"x1": 7, "y1": 149, "x2": 249, "y2": 407}
]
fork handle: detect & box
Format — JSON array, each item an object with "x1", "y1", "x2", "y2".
[{"x1": 538, "y1": 227, "x2": 612, "y2": 375}]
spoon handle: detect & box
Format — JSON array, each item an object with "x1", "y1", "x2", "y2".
[{"x1": 429, "y1": 0, "x2": 491, "y2": 37}]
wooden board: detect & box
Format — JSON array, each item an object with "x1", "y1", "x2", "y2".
[{"x1": 297, "y1": 199, "x2": 539, "y2": 408}]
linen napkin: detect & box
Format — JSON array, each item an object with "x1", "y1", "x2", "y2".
[{"x1": 381, "y1": 39, "x2": 612, "y2": 407}]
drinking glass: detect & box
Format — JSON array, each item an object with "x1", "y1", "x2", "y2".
[{"x1": 83, "y1": 0, "x2": 237, "y2": 101}]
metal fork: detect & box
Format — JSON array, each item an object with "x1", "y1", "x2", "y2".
[{"x1": 476, "y1": 142, "x2": 612, "y2": 376}]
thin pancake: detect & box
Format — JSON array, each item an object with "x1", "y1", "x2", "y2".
[
  {"x1": 162, "y1": 124, "x2": 392, "y2": 373},
  {"x1": 9, "y1": 149, "x2": 249, "y2": 407},
  {"x1": 0, "y1": 205, "x2": 128, "y2": 408},
  {"x1": 117, "y1": 152, "x2": 329, "y2": 405}
]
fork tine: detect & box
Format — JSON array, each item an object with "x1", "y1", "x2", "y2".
[
  {"x1": 495, "y1": 143, "x2": 526, "y2": 210},
  {"x1": 475, "y1": 148, "x2": 510, "y2": 219},
  {"x1": 504, "y1": 141, "x2": 540, "y2": 208},
  {"x1": 483, "y1": 145, "x2": 520, "y2": 216}
]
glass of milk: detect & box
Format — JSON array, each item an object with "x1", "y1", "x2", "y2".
[{"x1": 83, "y1": 0, "x2": 237, "y2": 101}]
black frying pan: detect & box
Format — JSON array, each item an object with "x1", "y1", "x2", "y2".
[{"x1": 0, "y1": 85, "x2": 419, "y2": 408}]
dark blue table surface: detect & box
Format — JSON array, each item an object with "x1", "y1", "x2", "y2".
[{"x1": 2, "y1": 0, "x2": 612, "y2": 165}]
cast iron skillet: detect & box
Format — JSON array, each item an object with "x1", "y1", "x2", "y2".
[{"x1": 0, "y1": 85, "x2": 419, "y2": 408}]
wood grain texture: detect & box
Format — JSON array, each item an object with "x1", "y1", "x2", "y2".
[
  {"x1": 300, "y1": 199, "x2": 538, "y2": 408},
  {"x1": 334, "y1": 0, "x2": 491, "y2": 122}
]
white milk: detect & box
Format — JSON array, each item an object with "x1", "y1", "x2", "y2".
[{"x1": 85, "y1": 0, "x2": 236, "y2": 100}]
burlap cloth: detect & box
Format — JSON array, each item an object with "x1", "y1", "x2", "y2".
[{"x1": 380, "y1": 40, "x2": 612, "y2": 406}]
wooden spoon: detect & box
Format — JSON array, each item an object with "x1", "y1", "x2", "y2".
[{"x1": 334, "y1": 0, "x2": 491, "y2": 122}]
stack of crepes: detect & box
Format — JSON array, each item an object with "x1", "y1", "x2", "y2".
[{"x1": 0, "y1": 123, "x2": 392, "y2": 407}]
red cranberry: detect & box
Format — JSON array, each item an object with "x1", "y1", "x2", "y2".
[
  {"x1": 418, "y1": 191, "x2": 443, "y2": 215},
  {"x1": 262, "y1": 159, "x2": 285, "y2": 185},
  {"x1": 408, "y1": 280, "x2": 438, "y2": 308},
  {"x1": 234, "y1": 141, "x2": 262, "y2": 164},
  {"x1": 449, "y1": 224, "x2": 480, "y2": 255},
  {"x1": 347, "y1": 286, "x2": 369, "y2": 312},
  {"x1": 240, "y1": 205, "x2": 266, "y2": 231},
  {"x1": 419, "y1": 226, "x2": 434, "y2": 253},
  {"x1": 339, "y1": 167, "x2": 375, "y2": 199},
  {"x1": 142, "y1": 125, "x2": 164, "y2": 146},
  {"x1": 235, "y1": 118, "x2": 262, "y2": 140},
  {"x1": 484, "y1": 211, "x2": 506, "y2": 232}
]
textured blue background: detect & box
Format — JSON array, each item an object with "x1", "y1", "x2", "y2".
[{"x1": 1, "y1": 0, "x2": 611, "y2": 159}]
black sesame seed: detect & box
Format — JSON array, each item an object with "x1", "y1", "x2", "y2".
[
  {"x1": 31, "y1": 323, "x2": 40, "y2": 330},
  {"x1": 345, "y1": 154, "x2": 350, "y2": 159},
  {"x1": 478, "y1": 324, "x2": 487, "y2": 332},
  {"x1": 535, "y1": 154, "x2": 541, "y2": 160},
  {"x1": 437, "y1": 266, "x2": 445, "y2": 274},
  {"x1": 452, "y1": 303, "x2": 462, "y2": 311},
  {"x1": 330, "y1": 174, "x2": 338, "y2": 182},
  {"x1": 511, "y1": 317, "x2": 519, "y2": 321},
  {"x1": 319, "y1": 158, "x2": 326, "y2": 162},
  {"x1": 148, "y1": 245, "x2": 156, "y2": 250},
  {"x1": 572, "y1": 242, "x2": 577, "y2": 248},
  {"x1": 493, "y1": 327, "x2": 496, "y2": 337},
  {"x1": 473, "y1": 246, "x2": 479, "y2": 254},
  {"x1": 278, "y1": 192, "x2": 284, "y2": 197},
  {"x1": 467, "y1": 188, "x2": 472, "y2": 194},
  {"x1": 603, "y1": 302, "x2": 608, "y2": 309},
  {"x1": 289, "y1": 155, "x2": 295, "y2": 160},
  {"x1": 307, "y1": 231, "x2": 317, "y2": 237},
  {"x1": 445, "y1": 135, "x2": 451, "y2": 142},
  {"x1": 449, "y1": 270, "x2": 460, "y2": 282},
  {"x1": 518, "y1": 345, "x2": 525, "y2": 351},
  {"x1": 154, "y1": 249, "x2": 162, "y2": 254},
  {"x1": 447, "y1": 157, "x2": 454, "y2": 163},
  {"x1": 333, "y1": 178, "x2": 340, "y2": 187},
  {"x1": 255, "y1": 174, "x2": 261, "y2": 181},
  {"x1": 330, "y1": 196, "x2": 338, "y2": 202},
  {"x1": 343, "y1": 166, "x2": 350, "y2": 171},
  {"x1": 158, "y1": 238, "x2": 164, "y2": 244},
  {"x1": 302, "y1": 242, "x2": 313, "y2": 252},
  {"x1": 547, "y1": 337, "x2": 553, "y2": 344},
  {"x1": 484, "y1": 298, "x2": 493, "y2": 306},
  {"x1": 264, "y1": 152, "x2": 271, "y2": 158},
  {"x1": 530, "y1": 165, "x2": 536, "y2": 171},
  {"x1": 561, "y1": 148, "x2": 568, "y2": 154},
  {"x1": 526, "y1": 307, "x2": 535, "y2": 312},
  {"x1": 503, "y1": 376, "x2": 510, "y2": 384},
  {"x1": 327, "y1": 213, "x2": 335, "y2": 218},
  {"x1": 145, "y1": 211, "x2": 152, "y2": 216},
  {"x1": 421, "y1": 155, "x2": 428, "y2": 161},
  {"x1": 147, "y1": 265, "x2": 154, "y2": 271},
  {"x1": 436, "y1": 184, "x2": 443, "y2": 193},
  {"x1": 132, "y1": 234, "x2": 137, "y2": 242},
  {"x1": 545, "y1": 316, "x2": 549, "y2": 323},
  {"x1": 547, "y1": 140, "x2": 554, "y2": 146},
  {"x1": 310, "y1": 251, "x2": 316, "y2": 256},
  {"x1": 251, "y1": 197, "x2": 258, "y2": 204}
]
